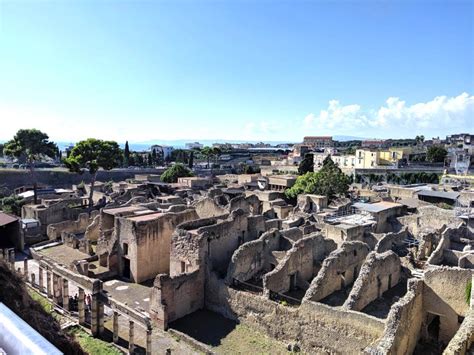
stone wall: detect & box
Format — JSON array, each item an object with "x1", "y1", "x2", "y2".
[
  {"x1": 263, "y1": 234, "x2": 337, "y2": 295},
  {"x1": 225, "y1": 229, "x2": 292, "y2": 284},
  {"x1": 47, "y1": 211, "x2": 99, "y2": 240},
  {"x1": 423, "y1": 267, "x2": 474, "y2": 344},
  {"x1": 344, "y1": 251, "x2": 401, "y2": 311},
  {"x1": 206, "y1": 274, "x2": 385, "y2": 353},
  {"x1": 304, "y1": 241, "x2": 370, "y2": 302},
  {"x1": 397, "y1": 205, "x2": 461, "y2": 237},
  {"x1": 375, "y1": 228, "x2": 408, "y2": 253},
  {"x1": 150, "y1": 270, "x2": 204, "y2": 329},
  {"x1": 370, "y1": 279, "x2": 424, "y2": 355}
]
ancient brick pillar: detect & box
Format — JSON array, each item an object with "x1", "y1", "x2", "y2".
[
  {"x1": 62, "y1": 279, "x2": 69, "y2": 311},
  {"x1": 38, "y1": 267, "x2": 44, "y2": 293},
  {"x1": 23, "y1": 258, "x2": 28, "y2": 281},
  {"x1": 129, "y1": 320, "x2": 135, "y2": 354},
  {"x1": 78, "y1": 288, "x2": 85, "y2": 325},
  {"x1": 113, "y1": 312, "x2": 119, "y2": 344},
  {"x1": 46, "y1": 271, "x2": 52, "y2": 298},
  {"x1": 98, "y1": 300, "x2": 104, "y2": 335},
  {"x1": 52, "y1": 273, "x2": 60, "y2": 304},
  {"x1": 91, "y1": 294, "x2": 99, "y2": 336},
  {"x1": 146, "y1": 328, "x2": 152, "y2": 355},
  {"x1": 8, "y1": 249, "x2": 15, "y2": 270}
]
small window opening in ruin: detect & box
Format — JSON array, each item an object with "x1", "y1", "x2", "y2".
[
  {"x1": 123, "y1": 243, "x2": 129, "y2": 255},
  {"x1": 181, "y1": 261, "x2": 186, "y2": 273},
  {"x1": 388, "y1": 274, "x2": 392, "y2": 289},
  {"x1": 353, "y1": 250, "x2": 357, "y2": 256}
]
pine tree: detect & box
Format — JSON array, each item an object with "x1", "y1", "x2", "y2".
[{"x1": 124, "y1": 141, "x2": 130, "y2": 167}]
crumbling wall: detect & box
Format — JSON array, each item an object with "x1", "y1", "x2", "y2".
[
  {"x1": 304, "y1": 241, "x2": 370, "y2": 302},
  {"x1": 375, "y1": 227, "x2": 408, "y2": 253},
  {"x1": 47, "y1": 211, "x2": 99, "y2": 240},
  {"x1": 150, "y1": 270, "x2": 204, "y2": 330},
  {"x1": 444, "y1": 307, "x2": 474, "y2": 355},
  {"x1": 423, "y1": 267, "x2": 473, "y2": 344},
  {"x1": 225, "y1": 229, "x2": 290, "y2": 284},
  {"x1": 344, "y1": 251, "x2": 401, "y2": 311},
  {"x1": 263, "y1": 234, "x2": 336, "y2": 295},
  {"x1": 370, "y1": 279, "x2": 424, "y2": 355},
  {"x1": 193, "y1": 197, "x2": 228, "y2": 218},
  {"x1": 84, "y1": 213, "x2": 101, "y2": 241},
  {"x1": 206, "y1": 274, "x2": 385, "y2": 353},
  {"x1": 396, "y1": 205, "x2": 460, "y2": 237}
]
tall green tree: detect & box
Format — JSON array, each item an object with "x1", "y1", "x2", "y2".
[
  {"x1": 124, "y1": 141, "x2": 130, "y2": 167},
  {"x1": 286, "y1": 156, "x2": 351, "y2": 201},
  {"x1": 64, "y1": 139, "x2": 121, "y2": 208},
  {"x1": 188, "y1": 150, "x2": 194, "y2": 169},
  {"x1": 3, "y1": 129, "x2": 57, "y2": 204},
  {"x1": 427, "y1": 145, "x2": 448, "y2": 163},
  {"x1": 161, "y1": 163, "x2": 193, "y2": 183},
  {"x1": 298, "y1": 153, "x2": 314, "y2": 175}
]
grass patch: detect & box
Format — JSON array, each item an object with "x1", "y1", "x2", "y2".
[
  {"x1": 213, "y1": 323, "x2": 288, "y2": 354},
  {"x1": 67, "y1": 326, "x2": 122, "y2": 355},
  {"x1": 28, "y1": 288, "x2": 54, "y2": 314}
]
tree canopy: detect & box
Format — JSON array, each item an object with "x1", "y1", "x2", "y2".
[
  {"x1": 298, "y1": 153, "x2": 314, "y2": 175},
  {"x1": 161, "y1": 163, "x2": 194, "y2": 183},
  {"x1": 64, "y1": 139, "x2": 122, "y2": 207},
  {"x1": 3, "y1": 129, "x2": 57, "y2": 203},
  {"x1": 426, "y1": 145, "x2": 448, "y2": 163},
  {"x1": 285, "y1": 156, "x2": 351, "y2": 200}
]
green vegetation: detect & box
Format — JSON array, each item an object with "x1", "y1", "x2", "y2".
[
  {"x1": 161, "y1": 163, "x2": 194, "y2": 183},
  {"x1": 286, "y1": 156, "x2": 350, "y2": 201},
  {"x1": 0, "y1": 194, "x2": 25, "y2": 216},
  {"x1": 64, "y1": 138, "x2": 122, "y2": 207},
  {"x1": 3, "y1": 129, "x2": 57, "y2": 204},
  {"x1": 427, "y1": 145, "x2": 448, "y2": 163},
  {"x1": 28, "y1": 288, "x2": 54, "y2": 314},
  {"x1": 67, "y1": 326, "x2": 122, "y2": 355},
  {"x1": 466, "y1": 280, "x2": 472, "y2": 305},
  {"x1": 212, "y1": 323, "x2": 288, "y2": 354},
  {"x1": 298, "y1": 153, "x2": 314, "y2": 175}
]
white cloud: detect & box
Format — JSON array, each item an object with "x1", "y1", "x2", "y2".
[{"x1": 304, "y1": 93, "x2": 474, "y2": 137}]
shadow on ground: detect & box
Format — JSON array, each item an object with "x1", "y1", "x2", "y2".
[{"x1": 169, "y1": 309, "x2": 237, "y2": 347}]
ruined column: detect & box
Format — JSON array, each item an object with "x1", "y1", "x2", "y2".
[
  {"x1": 98, "y1": 300, "x2": 104, "y2": 335},
  {"x1": 23, "y1": 258, "x2": 28, "y2": 281},
  {"x1": 46, "y1": 271, "x2": 52, "y2": 298},
  {"x1": 128, "y1": 320, "x2": 135, "y2": 354},
  {"x1": 52, "y1": 273, "x2": 60, "y2": 304},
  {"x1": 91, "y1": 294, "x2": 99, "y2": 336},
  {"x1": 62, "y1": 279, "x2": 69, "y2": 311},
  {"x1": 146, "y1": 328, "x2": 152, "y2": 355},
  {"x1": 38, "y1": 267, "x2": 44, "y2": 293},
  {"x1": 31, "y1": 273, "x2": 36, "y2": 286},
  {"x1": 78, "y1": 288, "x2": 85, "y2": 325},
  {"x1": 8, "y1": 249, "x2": 15, "y2": 270},
  {"x1": 113, "y1": 312, "x2": 119, "y2": 344}
]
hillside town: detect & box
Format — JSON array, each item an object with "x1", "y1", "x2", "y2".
[{"x1": 0, "y1": 130, "x2": 473, "y2": 354}]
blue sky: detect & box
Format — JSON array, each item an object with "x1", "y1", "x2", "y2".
[{"x1": 0, "y1": 0, "x2": 472, "y2": 143}]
